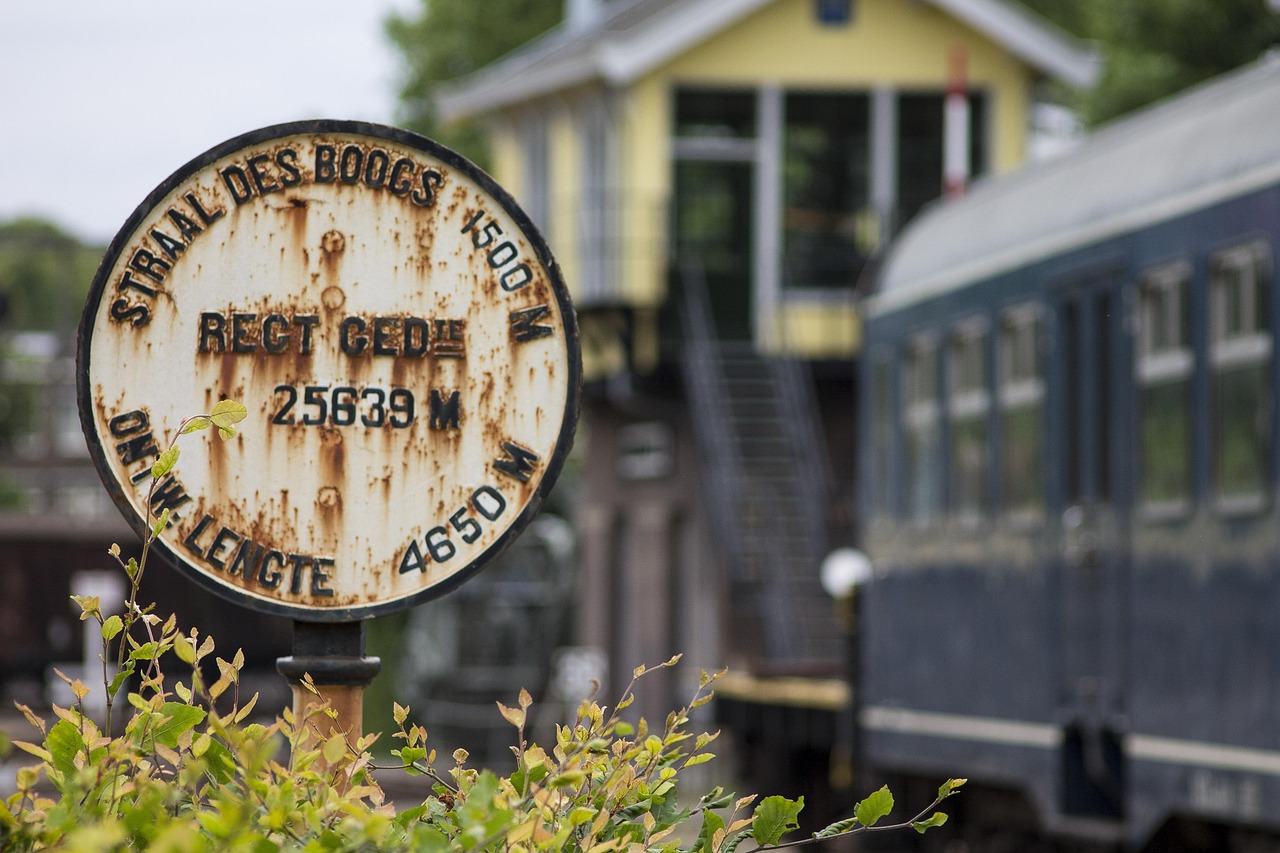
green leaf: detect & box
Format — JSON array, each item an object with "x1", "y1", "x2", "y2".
[
  {"x1": 101, "y1": 615, "x2": 123, "y2": 640},
  {"x1": 815, "y1": 816, "x2": 860, "y2": 838},
  {"x1": 752, "y1": 795, "x2": 804, "y2": 846},
  {"x1": 151, "y1": 445, "x2": 180, "y2": 480},
  {"x1": 181, "y1": 416, "x2": 212, "y2": 434},
  {"x1": 694, "y1": 808, "x2": 724, "y2": 853},
  {"x1": 549, "y1": 769, "x2": 586, "y2": 789},
  {"x1": 149, "y1": 702, "x2": 206, "y2": 749},
  {"x1": 211, "y1": 398, "x2": 248, "y2": 425},
  {"x1": 855, "y1": 786, "x2": 894, "y2": 828},
  {"x1": 913, "y1": 812, "x2": 949, "y2": 833},
  {"x1": 107, "y1": 667, "x2": 132, "y2": 699},
  {"x1": 211, "y1": 400, "x2": 247, "y2": 441},
  {"x1": 173, "y1": 636, "x2": 196, "y2": 665},
  {"x1": 939, "y1": 778, "x2": 967, "y2": 799},
  {"x1": 47, "y1": 719, "x2": 84, "y2": 780},
  {"x1": 152, "y1": 507, "x2": 171, "y2": 537}
]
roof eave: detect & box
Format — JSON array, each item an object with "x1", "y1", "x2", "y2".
[
  {"x1": 931, "y1": 0, "x2": 1101, "y2": 88},
  {"x1": 437, "y1": 52, "x2": 599, "y2": 122},
  {"x1": 436, "y1": 0, "x2": 1101, "y2": 123}
]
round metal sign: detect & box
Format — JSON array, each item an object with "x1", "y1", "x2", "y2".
[{"x1": 78, "y1": 120, "x2": 580, "y2": 621}]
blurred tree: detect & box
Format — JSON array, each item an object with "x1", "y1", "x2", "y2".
[
  {"x1": 385, "y1": 0, "x2": 562, "y2": 164},
  {"x1": 1023, "y1": 0, "x2": 1280, "y2": 126},
  {"x1": 0, "y1": 218, "x2": 101, "y2": 332}
]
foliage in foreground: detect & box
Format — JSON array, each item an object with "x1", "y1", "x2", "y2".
[{"x1": 0, "y1": 403, "x2": 963, "y2": 849}]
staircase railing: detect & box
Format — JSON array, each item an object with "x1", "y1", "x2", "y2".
[{"x1": 674, "y1": 260, "x2": 839, "y2": 665}]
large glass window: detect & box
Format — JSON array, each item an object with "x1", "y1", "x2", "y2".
[
  {"x1": 782, "y1": 92, "x2": 870, "y2": 290},
  {"x1": 1210, "y1": 242, "x2": 1273, "y2": 510},
  {"x1": 948, "y1": 321, "x2": 989, "y2": 523},
  {"x1": 675, "y1": 90, "x2": 757, "y2": 139},
  {"x1": 1137, "y1": 263, "x2": 1193, "y2": 514},
  {"x1": 998, "y1": 306, "x2": 1044, "y2": 519},
  {"x1": 903, "y1": 335, "x2": 941, "y2": 523},
  {"x1": 869, "y1": 354, "x2": 894, "y2": 518}
]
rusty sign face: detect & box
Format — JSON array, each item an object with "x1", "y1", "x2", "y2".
[{"x1": 78, "y1": 120, "x2": 580, "y2": 621}]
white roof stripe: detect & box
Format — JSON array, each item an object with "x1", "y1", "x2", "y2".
[{"x1": 872, "y1": 57, "x2": 1280, "y2": 315}]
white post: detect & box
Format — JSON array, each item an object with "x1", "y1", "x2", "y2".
[{"x1": 944, "y1": 45, "x2": 970, "y2": 199}]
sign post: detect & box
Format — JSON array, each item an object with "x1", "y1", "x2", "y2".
[{"x1": 77, "y1": 121, "x2": 580, "y2": 738}]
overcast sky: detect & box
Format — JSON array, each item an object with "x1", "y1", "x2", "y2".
[{"x1": 0, "y1": 0, "x2": 419, "y2": 245}]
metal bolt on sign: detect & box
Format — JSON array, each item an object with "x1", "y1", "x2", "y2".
[{"x1": 77, "y1": 121, "x2": 581, "y2": 738}]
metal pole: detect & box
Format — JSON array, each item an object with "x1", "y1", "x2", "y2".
[{"x1": 276, "y1": 620, "x2": 381, "y2": 744}]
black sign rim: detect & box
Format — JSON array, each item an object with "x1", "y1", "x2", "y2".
[{"x1": 76, "y1": 119, "x2": 582, "y2": 622}]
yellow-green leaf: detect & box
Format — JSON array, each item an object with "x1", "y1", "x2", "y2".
[
  {"x1": 855, "y1": 786, "x2": 894, "y2": 828},
  {"x1": 913, "y1": 812, "x2": 949, "y2": 833},
  {"x1": 151, "y1": 446, "x2": 180, "y2": 480},
  {"x1": 323, "y1": 733, "x2": 347, "y2": 764},
  {"x1": 181, "y1": 416, "x2": 212, "y2": 434},
  {"x1": 173, "y1": 636, "x2": 196, "y2": 665},
  {"x1": 211, "y1": 399, "x2": 248, "y2": 427},
  {"x1": 101, "y1": 615, "x2": 124, "y2": 640}
]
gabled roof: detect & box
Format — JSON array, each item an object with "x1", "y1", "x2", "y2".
[
  {"x1": 873, "y1": 57, "x2": 1280, "y2": 313},
  {"x1": 436, "y1": 0, "x2": 1100, "y2": 121}
]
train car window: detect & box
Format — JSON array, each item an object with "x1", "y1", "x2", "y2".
[
  {"x1": 869, "y1": 353, "x2": 894, "y2": 519},
  {"x1": 998, "y1": 306, "x2": 1045, "y2": 521},
  {"x1": 1209, "y1": 241, "x2": 1273, "y2": 512},
  {"x1": 948, "y1": 321, "x2": 990, "y2": 523},
  {"x1": 903, "y1": 334, "x2": 942, "y2": 523},
  {"x1": 1136, "y1": 262, "x2": 1193, "y2": 516}
]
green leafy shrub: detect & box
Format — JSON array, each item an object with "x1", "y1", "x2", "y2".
[{"x1": 0, "y1": 403, "x2": 963, "y2": 850}]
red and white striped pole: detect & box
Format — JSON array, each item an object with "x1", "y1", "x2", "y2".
[{"x1": 944, "y1": 44, "x2": 970, "y2": 199}]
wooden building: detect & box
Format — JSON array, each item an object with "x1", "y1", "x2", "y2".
[{"x1": 437, "y1": 0, "x2": 1096, "y2": 797}]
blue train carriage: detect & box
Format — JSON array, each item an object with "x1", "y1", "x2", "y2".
[{"x1": 859, "y1": 57, "x2": 1280, "y2": 850}]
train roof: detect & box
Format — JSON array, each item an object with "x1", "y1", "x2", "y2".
[{"x1": 872, "y1": 55, "x2": 1280, "y2": 315}]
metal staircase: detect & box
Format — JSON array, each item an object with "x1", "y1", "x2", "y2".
[{"x1": 677, "y1": 264, "x2": 844, "y2": 669}]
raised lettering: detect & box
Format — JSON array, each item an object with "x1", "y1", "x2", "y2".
[
  {"x1": 412, "y1": 168, "x2": 444, "y2": 207},
  {"x1": 198, "y1": 312, "x2": 227, "y2": 353},
  {"x1": 277, "y1": 148, "x2": 302, "y2": 187},
  {"x1": 399, "y1": 540, "x2": 426, "y2": 575},
  {"x1": 184, "y1": 191, "x2": 225, "y2": 226},
  {"x1": 373, "y1": 316, "x2": 398, "y2": 356},
  {"x1": 510, "y1": 305, "x2": 554, "y2": 342},
  {"x1": 220, "y1": 164, "x2": 255, "y2": 205},
  {"x1": 110, "y1": 298, "x2": 150, "y2": 326},
  {"x1": 149, "y1": 228, "x2": 186, "y2": 261},
  {"x1": 315, "y1": 144, "x2": 337, "y2": 183},
  {"x1": 493, "y1": 441, "x2": 541, "y2": 483},
  {"x1": 262, "y1": 313, "x2": 289, "y2": 353},
  {"x1": 129, "y1": 249, "x2": 171, "y2": 283},
  {"x1": 311, "y1": 557, "x2": 336, "y2": 596},
  {"x1": 207, "y1": 526, "x2": 242, "y2": 570},
  {"x1": 259, "y1": 550, "x2": 286, "y2": 588},
  {"x1": 340, "y1": 315, "x2": 368, "y2": 355},
  {"x1": 150, "y1": 475, "x2": 191, "y2": 516},
  {"x1": 108, "y1": 410, "x2": 150, "y2": 438},
  {"x1": 429, "y1": 390, "x2": 461, "y2": 431},
  {"x1": 115, "y1": 432, "x2": 158, "y2": 466},
  {"x1": 167, "y1": 208, "x2": 203, "y2": 243},
  {"x1": 117, "y1": 270, "x2": 157, "y2": 298},
  {"x1": 182, "y1": 513, "x2": 216, "y2": 558},
  {"x1": 288, "y1": 554, "x2": 309, "y2": 594},
  {"x1": 231, "y1": 313, "x2": 257, "y2": 353},
  {"x1": 229, "y1": 539, "x2": 265, "y2": 579}
]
